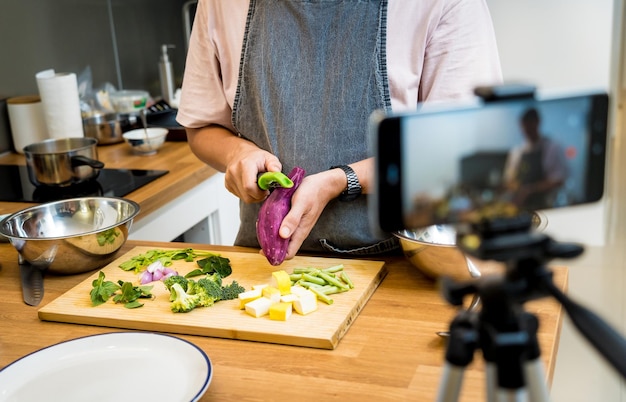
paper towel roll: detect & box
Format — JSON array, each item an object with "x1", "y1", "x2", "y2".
[
  {"x1": 36, "y1": 69, "x2": 84, "y2": 139},
  {"x1": 7, "y1": 95, "x2": 49, "y2": 153}
]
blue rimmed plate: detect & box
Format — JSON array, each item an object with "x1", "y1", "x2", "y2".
[{"x1": 0, "y1": 332, "x2": 212, "y2": 401}]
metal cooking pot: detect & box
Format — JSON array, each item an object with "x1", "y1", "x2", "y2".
[
  {"x1": 23, "y1": 137, "x2": 105, "y2": 187},
  {"x1": 82, "y1": 113, "x2": 130, "y2": 145}
]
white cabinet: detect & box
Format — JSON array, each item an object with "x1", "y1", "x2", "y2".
[{"x1": 129, "y1": 172, "x2": 240, "y2": 245}]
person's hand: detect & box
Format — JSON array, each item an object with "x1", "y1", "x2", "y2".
[
  {"x1": 275, "y1": 169, "x2": 345, "y2": 260},
  {"x1": 223, "y1": 143, "x2": 282, "y2": 203}
]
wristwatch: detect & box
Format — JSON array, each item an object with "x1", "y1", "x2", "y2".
[{"x1": 331, "y1": 165, "x2": 362, "y2": 202}]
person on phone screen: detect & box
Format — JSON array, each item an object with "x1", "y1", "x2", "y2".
[
  {"x1": 177, "y1": 0, "x2": 502, "y2": 260},
  {"x1": 503, "y1": 108, "x2": 570, "y2": 210}
]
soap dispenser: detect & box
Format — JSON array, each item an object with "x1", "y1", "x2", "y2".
[{"x1": 159, "y1": 44, "x2": 175, "y2": 105}]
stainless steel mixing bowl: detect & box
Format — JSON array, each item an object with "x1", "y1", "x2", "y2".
[
  {"x1": 0, "y1": 197, "x2": 140, "y2": 274},
  {"x1": 395, "y1": 225, "x2": 473, "y2": 281},
  {"x1": 395, "y1": 213, "x2": 546, "y2": 281}
]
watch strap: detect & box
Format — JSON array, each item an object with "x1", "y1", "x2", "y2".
[{"x1": 331, "y1": 165, "x2": 362, "y2": 201}]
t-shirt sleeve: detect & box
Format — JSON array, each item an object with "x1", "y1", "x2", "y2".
[
  {"x1": 176, "y1": 0, "x2": 242, "y2": 132},
  {"x1": 419, "y1": 0, "x2": 503, "y2": 102}
]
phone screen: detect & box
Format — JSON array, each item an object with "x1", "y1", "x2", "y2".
[{"x1": 372, "y1": 91, "x2": 609, "y2": 232}]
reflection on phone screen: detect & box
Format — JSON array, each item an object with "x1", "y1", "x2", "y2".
[{"x1": 398, "y1": 94, "x2": 606, "y2": 229}]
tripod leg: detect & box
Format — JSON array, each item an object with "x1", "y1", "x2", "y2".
[
  {"x1": 436, "y1": 311, "x2": 478, "y2": 402},
  {"x1": 437, "y1": 363, "x2": 467, "y2": 402},
  {"x1": 524, "y1": 359, "x2": 551, "y2": 402}
]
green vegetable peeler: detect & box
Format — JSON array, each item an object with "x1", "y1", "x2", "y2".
[{"x1": 257, "y1": 172, "x2": 294, "y2": 190}]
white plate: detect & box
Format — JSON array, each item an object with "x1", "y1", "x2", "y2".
[{"x1": 0, "y1": 332, "x2": 212, "y2": 402}]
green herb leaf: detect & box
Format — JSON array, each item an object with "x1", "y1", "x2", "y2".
[
  {"x1": 90, "y1": 271, "x2": 121, "y2": 306},
  {"x1": 192, "y1": 255, "x2": 232, "y2": 278},
  {"x1": 124, "y1": 301, "x2": 144, "y2": 309}
]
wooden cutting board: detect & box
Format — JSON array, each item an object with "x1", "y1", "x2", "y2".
[{"x1": 38, "y1": 246, "x2": 387, "y2": 349}]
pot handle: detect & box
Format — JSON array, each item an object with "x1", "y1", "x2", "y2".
[{"x1": 70, "y1": 155, "x2": 105, "y2": 169}]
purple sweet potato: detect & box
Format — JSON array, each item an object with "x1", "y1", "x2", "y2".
[{"x1": 256, "y1": 166, "x2": 306, "y2": 265}]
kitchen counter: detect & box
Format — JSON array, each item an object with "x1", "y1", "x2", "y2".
[
  {"x1": 0, "y1": 240, "x2": 567, "y2": 401},
  {"x1": 0, "y1": 141, "x2": 217, "y2": 221},
  {"x1": 0, "y1": 141, "x2": 241, "y2": 244}
]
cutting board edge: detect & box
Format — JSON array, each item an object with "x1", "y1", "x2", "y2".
[
  {"x1": 333, "y1": 263, "x2": 388, "y2": 342},
  {"x1": 37, "y1": 310, "x2": 337, "y2": 349}
]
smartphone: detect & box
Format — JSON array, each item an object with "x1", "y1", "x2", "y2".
[{"x1": 371, "y1": 91, "x2": 609, "y2": 232}]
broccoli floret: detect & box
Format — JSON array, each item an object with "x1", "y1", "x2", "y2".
[
  {"x1": 170, "y1": 282, "x2": 200, "y2": 313},
  {"x1": 221, "y1": 280, "x2": 246, "y2": 300},
  {"x1": 191, "y1": 278, "x2": 224, "y2": 307},
  {"x1": 163, "y1": 275, "x2": 190, "y2": 302},
  {"x1": 205, "y1": 272, "x2": 222, "y2": 287}
]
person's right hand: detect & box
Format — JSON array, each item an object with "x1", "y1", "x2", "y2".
[{"x1": 223, "y1": 141, "x2": 282, "y2": 203}]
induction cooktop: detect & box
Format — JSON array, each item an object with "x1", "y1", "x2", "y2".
[{"x1": 0, "y1": 165, "x2": 168, "y2": 203}]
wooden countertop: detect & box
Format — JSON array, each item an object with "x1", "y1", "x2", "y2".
[
  {"x1": 0, "y1": 240, "x2": 568, "y2": 401},
  {"x1": 0, "y1": 141, "x2": 218, "y2": 221}
]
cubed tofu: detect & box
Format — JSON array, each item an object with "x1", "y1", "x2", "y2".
[
  {"x1": 262, "y1": 286, "x2": 281, "y2": 303},
  {"x1": 269, "y1": 302, "x2": 293, "y2": 321},
  {"x1": 280, "y1": 294, "x2": 299, "y2": 303},
  {"x1": 293, "y1": 292, "x2": 318, "y2": 315},
  {"x1": 245, "y1": 297, "x2": 273, "y2": 318},
  {"x1": 289, "y1": 285, "x2": 312, "y2": 297}
]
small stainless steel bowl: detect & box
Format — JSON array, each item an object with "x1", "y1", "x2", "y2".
[
  {"x1": 0, "y1": 197, "x2": 139, "y2": 275},
  {"x1": 83, "y1": 113, "x2": 130, "y2": 145}
]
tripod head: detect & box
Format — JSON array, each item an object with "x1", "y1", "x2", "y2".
[{"x1": 441, "y1": 214, "x2": 626, "y2": 382}]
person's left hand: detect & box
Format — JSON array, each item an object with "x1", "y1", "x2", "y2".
[{"x1": 274, "y1": 170, "x2": 343, "y2": 260}]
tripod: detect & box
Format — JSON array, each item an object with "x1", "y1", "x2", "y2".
[{"x1": 435, "y1": 214, "x2": 626, "y2": 402}]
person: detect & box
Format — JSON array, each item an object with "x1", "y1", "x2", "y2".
[
  {"x1": 503, "y1": 108, "x2": 570, "y2": 210},
  {"x1": 177, "y1": 0, "x2": 502, "y2": 260}
]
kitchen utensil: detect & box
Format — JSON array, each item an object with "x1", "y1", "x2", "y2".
[
  {"x1": 0, "y1": 197, "x2": 139, "y2": 275},
  {"x1": 39, "y1": 246, "x2": 387, "y2": 349},
  {"x1": 140, "y1": 107, "x2": 150, "y2": 140},
  {"x1": 19, "y1": 255, "x2": 44, "y2": 306},
  {"x1": 23, "y1": 137, "x2": 104, "y2": 186},
  {"x1": 82, "y1": 113, "x2": 130, "y2": 144},
  {"x1": 0, "y1": 214, "x2": 8, "y2": 242},
  {"x1": 0, "y1": 332, "x2": 212, "y2": 402},
  {"x1": 123, "y1": 127, "x2": 168, "y2": 155}
]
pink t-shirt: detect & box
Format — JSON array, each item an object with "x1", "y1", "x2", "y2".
[{"x1": 177, "y1": 0, "x2": 502, "y2": 131}]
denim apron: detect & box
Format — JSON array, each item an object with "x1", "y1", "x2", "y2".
[
  {"x1": 232, "y1": 0, "x2": 398, "y2": 256},
  {"x1": 517, "y1": 143, "x2": 549, "y2": 210}
]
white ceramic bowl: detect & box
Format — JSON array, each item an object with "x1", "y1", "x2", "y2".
[{"x1": 122, "y1": 127, "x2": 168, "y2": 155}]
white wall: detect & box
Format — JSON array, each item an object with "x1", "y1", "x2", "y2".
[{"x1": 486, "y1": 0, "x2": 616, "y2": 245}]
